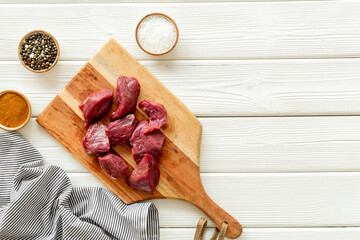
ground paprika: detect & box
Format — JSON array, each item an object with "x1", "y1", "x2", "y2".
[{"x1": 0, "y1": 92, "x2": 29, "y2": 128}]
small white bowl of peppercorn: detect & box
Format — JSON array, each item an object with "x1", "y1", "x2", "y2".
[{"x1": 18, "y1": 30, "x2": 60, "y2": 73}]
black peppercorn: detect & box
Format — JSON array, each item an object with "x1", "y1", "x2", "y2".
[{"x1": 20, "y1": 32, "x2": 58, "y2": 71}]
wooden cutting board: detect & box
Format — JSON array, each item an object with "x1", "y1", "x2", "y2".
[{"x1": 37, "y1": 39, "x2": 242, "y2": 239}]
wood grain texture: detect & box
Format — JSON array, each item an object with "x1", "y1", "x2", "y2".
[
  {"x1": 4, "y1": 59, "x2": 360, "y2": 117},
  {"x1": 68, "y1": 172, "x2": 360, "y2": 228},
  {"x1": 2, "y1": 2, "x2": 360, "y2": 60},
  {"x1": 21, "y1": 116, "x2": 360, "y2": 173},
  {"x1": 160, "y1": 227, "x2": 360, "y2": 240},
  {"x1": 36, "y1": 40, "x2": 241, "y2": 238}
]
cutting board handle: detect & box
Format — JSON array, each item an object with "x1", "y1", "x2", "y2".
[{"x1": 191, "y1": 190, "x2": 242, "y2": 239}]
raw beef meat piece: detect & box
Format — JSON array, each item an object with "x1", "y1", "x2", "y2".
[
  {"x1": 98, "y1": 153, "x2": 129, "y2": 179},
  {"x1": 112, "y1": 76, "x2": 140, "y2": 120},
  {"x1": 83, "y1": 123, "x2": 110, "y2": 155},
  {"x1": 128, "y1": 154, "x2": 160, "y2": 193},
  {"x1": 130, "y1": 121, "x2": 166, "y2": 164},
  {"x1": 106, "y1": 114, "x2": 138, "y2": 145},
  {"x1": 79, "y1": 89, "x2": 113, "y2": 127},
  {"x1": 139, "y1": 100, "x2": 167, "y2": 133}
]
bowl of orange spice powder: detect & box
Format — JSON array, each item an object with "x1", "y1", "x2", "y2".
[{"x1": 0, "y1": 90, "x2": 31, "y2": 131}]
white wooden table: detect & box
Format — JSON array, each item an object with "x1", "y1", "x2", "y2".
[{"x1": 1, "y1": 0, "x2": 360, "y2": 239}]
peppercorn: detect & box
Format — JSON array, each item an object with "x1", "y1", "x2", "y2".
[{"x1": 20, "y1": 32, "x2": 58, "y2": 71}]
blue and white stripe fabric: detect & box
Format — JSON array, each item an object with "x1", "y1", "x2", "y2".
[{"x1": 0, "y1": 132, "x2": 159, "y2": 240}]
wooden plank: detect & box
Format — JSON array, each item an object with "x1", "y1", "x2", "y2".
[
  {"x1": 1, "y1": 2, "x2": 360, "y2": 60},
  {"x1": 68, "y1": 172, "x2": 360, "y2": 227},
  {"x1": 1, "y1": 0, "x2": 278, "y2": 3},
  {"x1": 160, "y1": 227, "x2": 360, "y2": 240},
  {"x1": 18, "y1": 116, "x2": 360, "y2": 173},
  {"x1": 3, "y1": 59, "x2": 360, "y2": 117}
]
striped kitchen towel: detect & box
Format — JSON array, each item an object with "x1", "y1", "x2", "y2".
[{"x1": 0, "y1": 132, "x2": 159, "y2": 240}]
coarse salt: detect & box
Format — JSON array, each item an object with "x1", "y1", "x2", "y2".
[{"x1": 137, "y1": 15, "x2": 177, "y2": 54}]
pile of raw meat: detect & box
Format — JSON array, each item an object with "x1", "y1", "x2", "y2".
[{"x1": 79, "y1": 76, "x2": 167, "y2": 194}]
